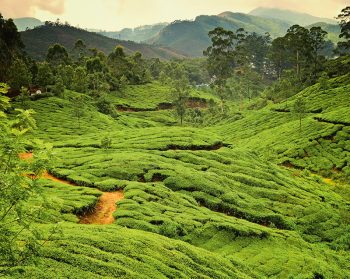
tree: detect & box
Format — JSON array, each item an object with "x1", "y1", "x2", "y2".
[
  {"x1": 72, "y1": 39, "x2": 89, "y2": 64},
  {"x1": 95, "y1": 94, "x2": 118, "y2": 118},
  {"x1": 0, "y1": 14, "x2": 24, "y2": 82},
  {"x1": 58, "y1": 65, "x2": 74, "y2": 89},
  {"x1": 8, "y1": 58, "x2": 32, "y2": 90},
  {"x1": 72, "y1": 95, "x2": 86, "y2": 128},
  {"x1": 129, "y1": 52, "x2": 151, "y2": 84},
  {"x1": 268, "y1": 37, "x2": 291, "y2": 79},
  {"x1": 171, "y1": 66, "x2": 190, "y2": 125},
  {"x1": 18, "y1": 86, "x2": 30, "y2": 109},
  {"x1": 52, "y1": 76, "x2": 65, "y2": 98},
  {"x1": 337, "y1": 6, "x2": 350, "y2": 52},
  {"x1": 204, "y1": 27, "x2": 237, "y2": 112},
  {"x1": 318, "y1": 72, "x2": 329, "y2": 90},
  {"x1": 108, "y1": 45, "x2": 131, "y2": 80},
  {"x1": 0, "y1": 83, "x2": 51, "y2": 274},
  {"x1": 86, "y1": 57, "x2": 105, "y2": 74},
  {"x1": 285, "y1": 25, "x2": 312, "y2": 77},
  {"x1": 294, "y1": 97, "x2": 307, "y2": 132},
  {"x1": 46, "y1": 44, "x2": 69, "y2": 67},
  {"x1": 72, "y1": 66, "x2": 88, "y2": 93},
  {"x1": 159, "y1": 71, "x2": 170, "y2": 85},
  {"x1": 309, "y1": 27, "x2": 327, "y2": 76},
  {"x1": 100, "y1": 136, "x2": 112, "y2": 150},
  {"x1": 241, "y1": 32, "x2": 271, "y2": 75},
  {"x1": 35, "y1": 62, "x2": 54, "y2": 91}
]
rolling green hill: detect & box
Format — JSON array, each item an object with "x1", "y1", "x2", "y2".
[
  {"x1": 147, "y1": 13, "x2": 291, "y2": 57},
  {"x1": 6, "y1": 75, "x2": 350, "y2": 278},
  {"x1": 250, "y1": 7, "x2": 337, "y2": 26},
  {"x1": 100, "y1": 23, "x2": 168, "y2": 42},
  {"x1": 20, "y1": 24, "x2": 186, "y2": 61},
  {"x1": 145, "y1": 11, "x2": 340, "y2": 57}
]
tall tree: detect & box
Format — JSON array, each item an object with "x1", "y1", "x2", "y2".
[
  {"x1": 309, "y1": 26, "x2": 327, "y2": 77},
  {"x1": 8, "y1": 58, "x2": 32, "y2": 90},
  {"x1": 0, "y1": 14, "x2": 24, "y2": 81},
  {"x1": 268, "y1": 37, "x2": 290, "y2": 79},
  {"x1": 46, "y1": 44, "x2": 69, "y2": 67},
  {"x1": 72, "y1": 66, "x2": 88, "y2": 93},
  {"x1": 241, "y1": 32, "x2": 271, "y2": 74},
  {"x1": 72, "y1": 39, "x2": 89, "y2": 64},
  {"x1": 108, "y1": 45, "x2": 131, "y2": 80},
  {"x1": 204, "y1": 27, "x2": 236, "y2": 112},
  {"x1": 285, "y1": 25, "x2": 312, "y2": 77},
  {"x1": 171, "y1": 66, "x2": 190, "y2": 125},
  {"x1": 337, "y1": 6, "x2": 350, "y2": 52},
  {"x1": 35, "y1": 62, "x2": 54, "y2": 91}
]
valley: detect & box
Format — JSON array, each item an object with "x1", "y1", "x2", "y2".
[{"x1": 1, "y1": 3, "x2": 350, "y2": 278}]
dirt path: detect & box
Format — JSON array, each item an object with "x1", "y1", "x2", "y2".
[
  {"x1": 19, "y1": 152, "x2": 33, "y2": 160},
  {"x1": 79, "y1": 191, "x2": 124, "y2": 225},
  {"x1": 42, "y1": 171, "x2": 78, "y2": 186},
  {"x1": 20, "y1": 152, "x2": 124, "y2": 225}
]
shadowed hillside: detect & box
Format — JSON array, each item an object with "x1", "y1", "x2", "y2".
[{"x1": 20, "y1": 24, "x2": 186, "y2": 60}]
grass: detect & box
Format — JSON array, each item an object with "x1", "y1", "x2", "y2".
[{"x1": 6, "y1": 77, "x2": 350, "y2": 278}]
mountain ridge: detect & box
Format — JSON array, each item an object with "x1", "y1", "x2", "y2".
[
  {"x1": 249, "y1": 7, "x2": 337, "y2": 26},
  {"x1": 20, "y1": 24, "x2": 187, "y2": 60}
]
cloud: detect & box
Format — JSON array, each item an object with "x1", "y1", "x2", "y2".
[{"x1": 0, "y1": 0, "x2": 64, "y2": 18}]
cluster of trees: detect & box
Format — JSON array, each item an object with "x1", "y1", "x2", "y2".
[{"x1": 204, "y1": 6, "x2": 350, "y2": 104}]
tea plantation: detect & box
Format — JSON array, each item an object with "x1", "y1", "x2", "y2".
[{"x1": 5, "y1": 77, "x2": 350, "y2": 278}]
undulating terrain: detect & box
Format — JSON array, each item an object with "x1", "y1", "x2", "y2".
[
  {"x1": 2, "y1": 3, "x2": 350, "y2": 279},
  {"x1": 5, "y1": 75, "x2": 349, "y2": 278}
]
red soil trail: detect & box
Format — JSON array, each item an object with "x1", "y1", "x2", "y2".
[
  {"x1": 19, "y1": 152, "x2": 124, "y2": 225},
  {"x1": 79, "y1": 191, "x2": 124, "y2": 225},
  {"x1": 42, "y1": 171, "x2": 78, "y2": 186},
  {"x1": 19, "y1": 152, "x2": 33, "y2": 160}
]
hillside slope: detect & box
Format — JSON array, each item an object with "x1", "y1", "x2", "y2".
[
  {"x1": 250, "y1": 7, "x2": 337, "y2": 26},
  {"x1": 9, "y1": 76, "x2": 350, "y2": 278},
  {"x1": 20, "y1": 25, "x2": 186, "y2": 60},
  {"x1": 100, "y1": 23, "x2": 168, "y2": 42},
  {"x1": 148, "y1": 13, "x2": 291, "y2": 57}
]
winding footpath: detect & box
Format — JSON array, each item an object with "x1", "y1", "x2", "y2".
[{"x1": 20, "y1": 152, "x2": 124, "y2": 225}]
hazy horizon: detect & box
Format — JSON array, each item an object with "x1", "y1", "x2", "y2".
[{"x1": 0, "y1": 0, "x2": 348, "y2": 31}]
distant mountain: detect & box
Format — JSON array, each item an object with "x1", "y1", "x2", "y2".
[
  {"x1": 147, "y1": 12, "x2": 291, "y2": 57},
  {"x1": 306, "y1": 22, "x2": 341, "y2": 42},
  {"x1": 100, "y1": 23, "x2": 168, "y2": 42},
  {"x1": 20, "y1": 24, "x2": 186, "y2": 60},
  {"x1": 13, "y1": 17, "x2": 43, "y2": 31},
  {"x1": 250, "y1": 7, "x2": 337, "y2": 26}
]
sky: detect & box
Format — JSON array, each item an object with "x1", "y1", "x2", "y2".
[{"x1": 0, "y1": 0, "x2": 349, "y2": 31}]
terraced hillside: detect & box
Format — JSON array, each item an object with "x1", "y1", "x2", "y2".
[{"x1": 6, "y1": 76, "x2": 350, "y2": 278}]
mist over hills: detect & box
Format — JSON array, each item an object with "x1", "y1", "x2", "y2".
[
  {"x1": 99, "y1": 23, "x2": 168, "y2": 42},
  {"x1": 13, "y1": 17, "x2": 43, "y2": 31},
  {"x1": 249, "y1": 7, "x2": 337, "y2": 26},
  {"x1": 13, "y1": 7, "x2": 340, "y2": 58}
]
